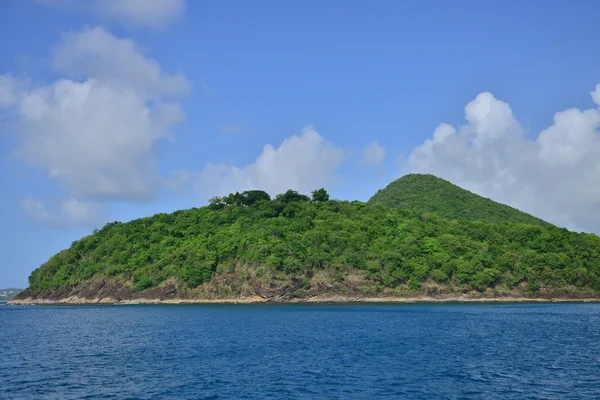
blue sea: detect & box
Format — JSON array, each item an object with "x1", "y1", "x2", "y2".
[{"x1": 2, "y1": 303, "x2": 600, "y2": 399}]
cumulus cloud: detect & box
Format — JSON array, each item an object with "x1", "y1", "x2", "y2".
[
  {"x1": 407, "y1": 85, "x2": 600, "y2": 233},
  {"x1": 38, "y1": 0, "x2": 187, "y2": 29},
  {"x1": 1, "y1": 26, "x2": 188, "y2": 224},
  {"x1": 193, "y1": 126, "x2": 345, "y2": 197},
  {"x1": 21, "y1": 198, "x2": 103, "y2": 227},
  {"x1": 359, "y1": 141, "x2": 386, "y2": 166},
  {"x1": 15, "y1": 78, "x2": 184, "y2": 200},
  {"x1": 53, "y1": 26, "x2": 189, "y2": 97}
]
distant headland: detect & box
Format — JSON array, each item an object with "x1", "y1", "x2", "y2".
[{"x1": 1, "y1": 288, "x2": 23, "y2": 301}]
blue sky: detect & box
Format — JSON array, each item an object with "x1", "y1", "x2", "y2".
[{"x1": 1, "y1": 0, "x2": 600, "y2": 287}]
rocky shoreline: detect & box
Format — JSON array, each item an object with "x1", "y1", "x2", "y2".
[
  {"x1": 11, "y1": 279, "x2": 600, "y2": 305},
  {"x1": 9, "y1": 294, "x2": 600, "y2": 305}
]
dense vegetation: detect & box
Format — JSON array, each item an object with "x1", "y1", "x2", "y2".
[
  {"x1": 368, "y1": 174, "x2": 551, "y2": 227},
  {"x1": 26, "y1": 178, "x2": 600, "y2": 298}
]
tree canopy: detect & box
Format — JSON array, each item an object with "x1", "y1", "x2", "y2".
[
  {"x1": 368, "y1": 174, "x2": 551, "y2": 227},
  {"x1": 275, "y1": 190, "x2": 311, "y2": 203},
  {"x1": 311, "y1": 188, "x2": 330, "y2": 202},
  {"x1": 208, "y1": 190, "x2": 271, "y2": 210},
  {"x1": 25, "y1": 183, "x2": 600, "y2": 299}
]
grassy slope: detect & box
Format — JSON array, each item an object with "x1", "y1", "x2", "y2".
[{"x1": 368, "y1": 174, "x2": 551, "y2": 227}]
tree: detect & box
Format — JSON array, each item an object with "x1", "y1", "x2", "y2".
[
  {"x1": 233, "y1": 192, "x2": 244, "y2": 206},
  {"x1": 222, "y1": 193, "x2": 235, "y2": 205},
  {"x1": 275, "y1": 190, "x2": 310, "y2": 203},
  {"x1": 311, "y1": 188, "x2": 329, "y2": 202},
  {"x1": 241, "y1": 190, "x2": 271, "y2": 205},
  {"x1": 208, "y1": 196, "x2": 225, "y2": 210}
]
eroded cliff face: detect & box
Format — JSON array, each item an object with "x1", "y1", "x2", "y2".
[
  {"x1": 10, "y1": 276, "x2": 600, "y2": 305},
  {"x1": 10, "y1": 275, "x2": 339, "y2": 304},
  {"x1": 12, "y1": 281, "x2": 163, "y2": 304},
  {"x1": 11, "y1": 268, "x2": 367, "y2": 304}
]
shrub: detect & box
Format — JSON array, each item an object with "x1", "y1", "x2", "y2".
[
  {"x1": 181, "y1": 264, "x2": 213, "y2": 288},
  {"x1": 409, "y1": 277, "x2": 421, "y2": 290},
  {"x1": 430, "y1": 269, "x2": 449, "y2": 283},
  {"x1": 133, "y1": 276, "x2": 153, "y2": 292},
  {"x1": 527, "y1": 280, "x2": 540, "y2": 293}
]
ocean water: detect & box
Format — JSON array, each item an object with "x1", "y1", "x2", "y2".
[{"x1": 2, "y1": 303, "x2": 600, "y2": 399}]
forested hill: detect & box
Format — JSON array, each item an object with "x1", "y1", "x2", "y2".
[
  {"x1": 368, "y1": 174, "x2": 551, "y2": 227},
  {"x1": 15, "y1": 186, "x2": 600, "y2": 303}
]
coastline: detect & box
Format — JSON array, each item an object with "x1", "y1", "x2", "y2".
[{"x1": 8, "y1": 294, "x2": 600, "y2": 305}]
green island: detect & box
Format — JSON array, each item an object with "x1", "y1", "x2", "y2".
[{"x1": 12, "y1": 174, "x2": 600, "y2": 304}]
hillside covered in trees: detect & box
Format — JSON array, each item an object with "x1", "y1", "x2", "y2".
[
  {"x1": 368, "y1": 174, "x2": 551, "y2": 227},
  {"x1": 14, "y1": 175, "x2": 600, "y2": 303}
]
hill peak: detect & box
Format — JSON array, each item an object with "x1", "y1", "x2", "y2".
[{"x1": 368, "y1": 174, "x2": 551, "y2": 226}]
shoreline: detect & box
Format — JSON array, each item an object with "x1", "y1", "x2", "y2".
[{"x1": 8, "y1": 294, "x2": 600, "y2": 305}]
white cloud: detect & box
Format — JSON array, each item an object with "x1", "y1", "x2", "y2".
[
  {"x1": 21, "y1": 198, "x2": 102, "y2": 227},
  {"x1": 53, "y1": 26, "x2": 189, "y2": 97},
  {"x1": 193, "y1": 126, "x2": 345, "y2": 197},
  {"x1": 591, "y1": 84, "x2": 600, "y2": 107},
  {"x1": 21, "y1": 199, "x2": 57, "y2": 224},
  {"x1": 60, "y1": 198, "x2": 103, "y2": 224},
  {"x1": 1, "y1": 26, "x2": 188, "y2": 224},
  {"x1": 38, "y1": 0, "x2": 187, "y2": 30},
  {"x1": 538, "y1": 108, "x2": 600, "y2": 165},
  {"x1": 407, "y1": 85, "x2": 600, "y2": 233},
  {"x1": 0, "y1": 75, "x2": 20, "y2": 108},
  {"x1": 464, "y1": 92, "x2": 521, "y2": 145},
  {"x1": 360, "y1": 141, "x2": 386, "y2": 166},
  {"x1": 14, "y1": 78, "x2": 184, "y2": 200}
]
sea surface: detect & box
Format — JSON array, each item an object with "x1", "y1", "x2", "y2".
[{"x1": 2, "y1": 303, "x2": 600, "y2": 399}]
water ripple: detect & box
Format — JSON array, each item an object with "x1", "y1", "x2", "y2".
[{"x1": 2, "y1": 303, "x2": 600, "y2": 399}]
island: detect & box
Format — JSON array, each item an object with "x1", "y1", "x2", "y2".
[{"x1": 11, "y1": 174, "x2": 600, "y2": 304}]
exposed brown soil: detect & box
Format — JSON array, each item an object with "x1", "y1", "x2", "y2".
[{"x1": 9, "y1": 279, "x2": 600, "y2": 305}]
